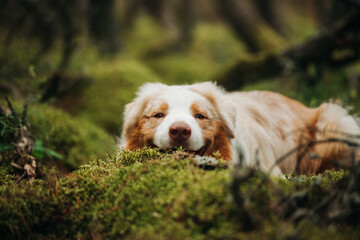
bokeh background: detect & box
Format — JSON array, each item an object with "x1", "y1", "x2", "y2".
[{"x1": 1, "y1": 0, "x2": 360, "y2": 171}]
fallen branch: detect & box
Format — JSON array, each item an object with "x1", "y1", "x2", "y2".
[
  {"x1": 268, "y1": 127, "x2": 360, "y2": 175},
  {"x1": 217, "y1": 0, "x2": 360, "y2": 90}
]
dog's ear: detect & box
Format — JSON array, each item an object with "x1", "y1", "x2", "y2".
[
  {"x1": 219, "y1": 99, "x2": 236, "y2": 139},
  {"x1": 121, "y1": 83, "x2": 166, "y2": 145},
  {"x1": 188, "y1": 82, "x2": 236, "y2": 139}
]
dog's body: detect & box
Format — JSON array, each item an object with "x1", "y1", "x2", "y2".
[{"x1": 121, "y1": 82, "x2": 360, "y2": 175}]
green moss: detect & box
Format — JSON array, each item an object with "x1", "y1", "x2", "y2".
[
  {"x1": 253, "y1": 22, "x2": 287, "y2": 53},
  {"x1": 64, "y1": 59, "x2": 162, "y2": 134},
  {"x1": 123, "y1": 15, "x2": 169, "y2": 58},
  {"x1": 0, "y1": 148, "x2": 356, "y2": 239},
  {"x1": 0, "y1": 34, "x2": 49, "y2": 96},
  {"x1": 190, "y1": 22, "x2": 248, "y2": 64},
  {"x1": 145, "y1": 54, "x2": 219, "y2": 85},
  {"x1": 30, "y1": 103, "x2": 114, "y2": 170},
  {"x1": 0, "y1": 162, "x2": 15, "y2": 184},
  {"x1": 0, "y1": 101, "x2": 114, "y2": 172},
  {"x1": 144, "y1": 22, "x2": 247, "y2": 85},
  {"x1": 0, "y1": 149, "x2": 231, "y2": 238}
]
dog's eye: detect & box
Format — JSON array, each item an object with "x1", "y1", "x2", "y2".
[
  {"x1": 195, "y1": 113, "x2": 206, "y2": 119},
  {"x1": 153, "y1": 113, "x2": 165, "y2": 118}
]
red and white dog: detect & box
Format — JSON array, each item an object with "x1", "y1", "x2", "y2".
[{"x1": 120, "y1": 82, "x2": 360, "y2": 175}]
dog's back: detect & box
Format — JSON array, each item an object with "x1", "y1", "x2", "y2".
[{"x1": 228, "y1": 91, "x2": 360, "y2": 174}]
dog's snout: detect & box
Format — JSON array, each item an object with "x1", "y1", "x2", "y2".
[{"x1": 169, "y1": 122, "x2": 191, "y2": 142}]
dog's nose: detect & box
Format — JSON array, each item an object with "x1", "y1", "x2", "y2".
[{"x1": 169, "y1": 122, "x2": 191, "y2": 142}]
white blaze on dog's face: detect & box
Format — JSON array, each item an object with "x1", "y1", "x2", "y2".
[
  {"x1": 152, "y1": 87, "x2": 211, "y2": 151},
  {"x1": 122, "y1": 82, "x2": 236, "y2": 161}
]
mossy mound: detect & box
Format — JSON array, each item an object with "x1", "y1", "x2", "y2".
[
  {"x1": 144, "y1": 22, "x2": 247, "y2": 85},
  {"x1": 0, "y1": 101, "x2": 114, "y2": 172},
  {"x1": 59, "y1": 59, "x2": 162, "y2": 134},
  {"x1": 1, "y1": 148, "x2": 358, "y2": 239},
  {"x1": 144, "y1": 54, "x2": 218, "y2": 85}
]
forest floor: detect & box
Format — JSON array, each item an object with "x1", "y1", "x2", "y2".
[{"x1": 1, "y1": 14, "x2": 360, "y2": 239}]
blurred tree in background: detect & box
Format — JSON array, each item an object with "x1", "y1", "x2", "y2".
[{"x1": 0, "y1": 0, "x2": 359, "y2": 172}]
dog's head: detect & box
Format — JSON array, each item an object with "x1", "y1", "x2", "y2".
[{"x1": 121, "y1": 82, "x2": 236, "y2": 161}]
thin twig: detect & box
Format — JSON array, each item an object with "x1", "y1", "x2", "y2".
[
  {"x1": 15, "y1": 171, "x2": 27, "y2": 184},
  {"x1": 5, "y1": 96, "x2": 18, "y2": 120},
  {"x1": 268, "y1": 137, "x2": 360, "y2": 175},
  {"x1": 10, "y1": 162, "x2": 24, "y2": 170},
  {"x1": 21, "y1": 98, "x2": 29, "y2": 126}
]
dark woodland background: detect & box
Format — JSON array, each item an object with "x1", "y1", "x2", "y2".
[
  {"x1": 1, "y1": 0, "x2": 360, "y2": 134},
  {"x1": 1, "y1": 0, "x2": 360, "y2": 239}
]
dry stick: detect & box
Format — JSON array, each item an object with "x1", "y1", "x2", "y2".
[
  {"x1": 295, "y1": 131, "x2": 309, "y2": 176},
  {"x1": 21, "y1": 98, "x2": 29, "y2": 126},
  {"x1": 246, "y1": 138, "x2": 310, "y2": 205},
  {"x1": 252, "y1": 128, "x2": 360, "y2": 223},
  {"x1": 284, "y1": 126, "x2": 360, "y2": 141},
  {"x1": 295, "y1": 138, "x2": 360, "y2": 175},
  {"x1": 5, "y1": 96, "x2": 19, "y2": 120},
  {"x1": 10, "y1": 162, "x2": 23, "y2": 170},
  {"x1": 234, "y1": 138, "x2": 360, "y2": 227},
  {"x1": 257, "y1": 138, "x2": 350, "y2": 202},
  {"x1": 295, "y1": 141, "x2": 314, "y2": 175},
  {"x1": 5, "y1": 97, "x2": 36, "y2": 182},
  {"x1": 276, "y1": 138, "x2": 359, "y2": 219},
  {"x1": 15, "y1": 171, "x2": 27, "y2": 184},
  {"x1": 268, "y1": 138, "x2": 360, "y2": 176},
  {"x1": 351, "y1": 149, "x2": 356, "y2": 166},
  {"x1": 284, "y1": 127, "x2": 360, "y2": 174}
]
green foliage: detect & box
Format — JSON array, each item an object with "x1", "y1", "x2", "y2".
[
  {"x1": 65, "y1": 59, "x2": 162, "y2": 134},
  {"x1": 124, "y1": 15, "x2": 169, "y2": 58},
  {"x1": 0, "y1": 101, "x2": 114, "y2": 171},
  {"x1": 191, "y1": 23, "x2": 248, "y2": 64},
  {"x1": 0, "y1": 115, "x2": 22, "y2": 138},
  {"x1": 0, "y1": 148, "x2": 357, "y2": 239},
  {"x1": 0, "y1": 140, "x2": 63, "y2": 160},
  {"x1": 0, "y1": 35, "x2": 57, "y2": 97},
  {"x1": 32, "y1": 140, "x2": 63, "y2": 160},
  {"x1": 145, "y1": 55, "x2": 218, "y2": 85},
  {"x1": 144, "y1": 22, "x2": 246, "y2": 85},
  {"x1": 28, "y1": 103, "x2": 114, "y2": 170}
]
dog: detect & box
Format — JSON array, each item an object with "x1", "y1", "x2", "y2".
[{"x1": 120, "y1": 82, "x2": 360, "y2": 175}]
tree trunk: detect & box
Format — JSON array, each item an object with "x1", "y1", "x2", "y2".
[
  {"x1": 88, "y1": 0, "x2": 120, "y2": 55},
  {"x1": 254, "y1": 0, "x2": 285, "y2": 36},
  {"x1": 214, "y1": 0, "x2": 284, "y2": 53}
]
